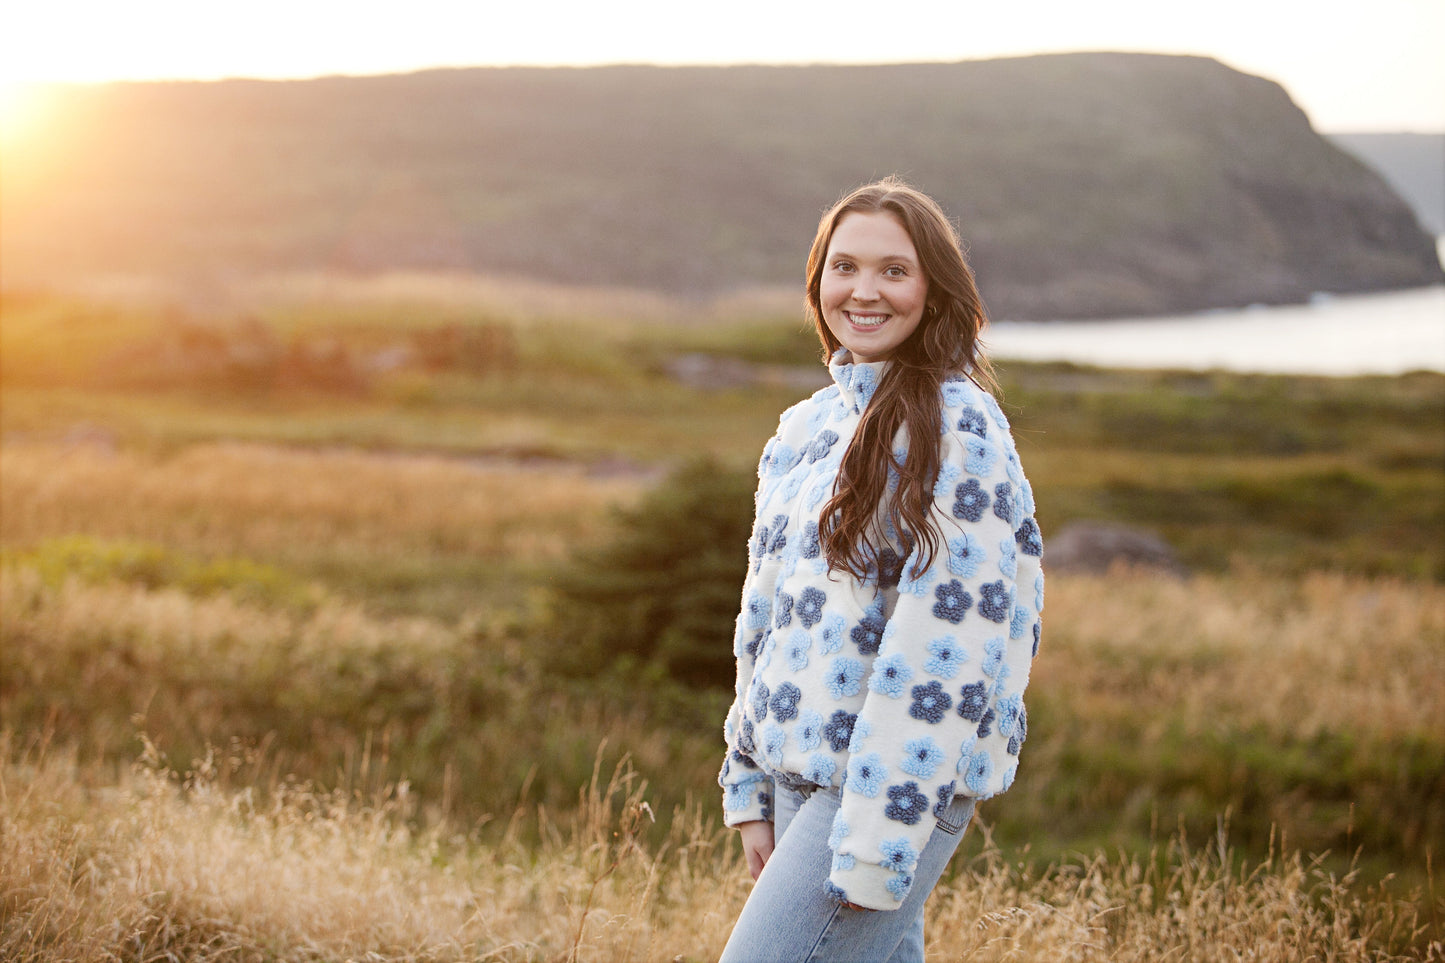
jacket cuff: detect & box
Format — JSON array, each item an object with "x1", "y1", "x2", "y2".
[
  {"x1": 827, "y1": 859, "x2": 912, "y2": 911},
  {"x1": 721, "y1": 776, "x2": 772, "y2": 827}
]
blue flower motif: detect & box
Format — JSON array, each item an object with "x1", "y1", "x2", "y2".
[
  {"x1": 804, "y1": 753, "x2": 838, "y2": 786},
  {"x1": 933, "y1": 781, "x2": 957, "y2": 820},
  {"x1": 998, "y1": 539, "x2": 1018, "y2": 579},
  {"x1": 957, "y1": 682, "x2": 988, "y2": 722},
  {"x1": 826, "y1": 657, "x2": 865, "y2": 699},
  {"x1": 993, "y1": 482, "x2": 1016, "y2": 526},
  {"x1": 981, "y1": 393, "x2": 1011, "y2": 432},
  {"x1": 739, "y1": 718, "x2": 757, "y2": 754},
  {"x1": 805, "y1": 477, "x2": 832, "y2": 511},
  {"x1": 785, "y1": 630, "x2": 811, "y2": 671},
  {"x1": 1010, "y1": 604, "x2": 1030, "y2": 639},
  {"x1": 1032, "y1": 621, "x2": 1042, "y2": 659},
  {"x1": 924, "y1": 636, "x2": 965, "y2": 679},
  {"x1": 770, "y1": 682, "x2": 802, "y2": 722},
  {"x1": 805, "y1": 429, "x2": 840, "y2": 463},
  {"x1": 878, "y1": 837, "x2": 920, "y2": 873},
  {"x1": 823, "y1": 710, "x2": 856, "y2": 751},
  {"x1": 933, "y1": 579, "x2": 973, "y2": 624},
  {"x1": 781, "y1": 472, "x2": 805, "y2": 503},
  {"x1": 750, "y1": 682, "x2": 770, "y2": 721},
  {"x1": 994, "y1": 694, "x2": 1023, "y2": 739},
  {"x1": 745, "y1": 592, "x2": 771, "y2": 630},
  {"x1": 796, "y1": 586, "x2": 826, "y2": 628},
  {"x1": 1015, "y1": 517, "x2": 1043, "y2": 557},
  {"x1": 981, "y1": 637, "x2": 1007, "y2": 678},
  {"x1": 850, "y1": 602, "x2": 887, "y2": 655},
  {"x1": 947, "y1": 533, "x2": 987, "y2": 579},
  {"x1": 932, "y1": 461, "x2": 961, "y2": 498},
  {"x1": 820, "y1": 614, "x2": 847, "y2": 655},
  {"x1": 866, "y1": 653, "x2": 914, "y2": 698},
  {"x1": 795, "y1": 709, "x2": 824, "y2": 752},
  {"x1": 1008, "y1": 704, "x2": 1029, "y2": 756},
  {"x1": 901, "y1": 736, "x2": 945, "y2": 779},
  {"x1": 766, "y1": 514, "x2": 789, "y2": 554},
  {"x1": 762, "y1": 723, "x2": 786, "y2": 766},
  {"x1": 774, "y1": 591, "x2": 794, "y2": 628},
  {"x1": 1034, "y1": 572, "x2": 1045, "y2": 612},
  {"x1": 805, "y1": 403, "x2": 829, "y2": 435},
  {"x1": 874, "y1": 547, "x2": 904, "y2": 589},
  {"x1": 766, "y1": 444, "x2": 801, "y2": 478},
  {"x1": 976, "y1": 707, "x2": 995, "y2": 738},
  {"x1": 847, "y1": 717, "x2": 871, "y2": 753},
  {"x1": 979, "y1": 581, "x2": 1011, "y2": 623},
  {"x1": 801, "y1": 521, "x2": 821, "y2": 560},
  {"x1": 824, "y1": 881, "x2": 849, "y2": 904},
  {"x1": 1020, "y1": 475, "x2": 1037, "y2": 514},
  {"x1": 909, "y1": 681, "x2": 952, "y2": 723},
  {"x1": 964, "y1": 437, "x2": 997, "y2": 477},
  {"x1": 941, "y1": 380, "x2": 970, "y2": 408},
  {"x1": 957, "y1": 406, "x2": 988, "y2": 437},
  {"x1": 885, "y1": 782, "x2": 930, "y2": 825},
  {"x1": 897, "y1": 560, "x2": 935, "y2": 598},
  {"x1": 951, "y1": 478, "x2": 990, "y2": 522},
  {"x1": 854, "y1": 367, "x2": 879, "y2": 408},
  {"x1": 828, "y1": 813, "x2": 850, "y2": 849},
  {"x1": 885, "y1": 872, "x2": 913, "y2": 902},
  {"x1": 832, "y1": 852, "x2": 856, "y2": 872},
  {"x1": 964, "y1": 750, "x2": 994, "y2": 794},
  {"x1": 723, "y1": 779, "x2": 761, "y2": 812},
  {"x1": 730, "y1": 748, "x2": 758, "y2": 771},
  {"x1": 846, "y1": 753, "x2": 887, "y2": 798}
]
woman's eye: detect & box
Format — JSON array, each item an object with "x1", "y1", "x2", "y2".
[
  {"x1": 832, "y1": 260, "x2": 855, "y2": 273},
  {"x1": 885, "y1": 265, "x2": 907, "y2": 277}
]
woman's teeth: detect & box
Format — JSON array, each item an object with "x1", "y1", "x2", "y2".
[{"x1": 848, "y1": 313, "x2": 887, "y2": 328}]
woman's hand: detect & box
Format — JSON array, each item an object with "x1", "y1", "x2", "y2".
[{"x1": 737, "y1": 820, "x2": 775, "y2": 880}]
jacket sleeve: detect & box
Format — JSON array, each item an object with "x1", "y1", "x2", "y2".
[{"x1": 826, "y1": 416, "x2": 1044, "y2": 909}]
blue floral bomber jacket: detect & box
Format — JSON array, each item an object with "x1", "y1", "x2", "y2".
[{"x1": 719, "y1": 348, "x2": 1044, "y2": 911}]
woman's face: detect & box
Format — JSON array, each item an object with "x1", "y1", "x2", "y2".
[{"x1": 819, "y1": 210, "x2": 928, "y2": 364}]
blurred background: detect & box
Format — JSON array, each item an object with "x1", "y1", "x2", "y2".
[{"x1": 1, "y1": 2, "x2": 1442, "y2": 960}]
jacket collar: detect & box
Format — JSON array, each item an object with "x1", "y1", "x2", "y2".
[{"x1": 828, "y1": 348, "x2": 891, "y2": 414}]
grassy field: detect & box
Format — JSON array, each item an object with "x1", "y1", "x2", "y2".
[{"x1": 2, "y1": 287, "x2": 1442, "y2": 959}]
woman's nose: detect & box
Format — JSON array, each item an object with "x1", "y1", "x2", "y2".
[{"x1": 853, "y1": 275, "x2": 881, "y2": 301}]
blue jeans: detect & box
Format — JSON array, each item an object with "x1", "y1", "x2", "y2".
[{"x1": 720, "y1": 781, "x2": 976, "y2": 963}]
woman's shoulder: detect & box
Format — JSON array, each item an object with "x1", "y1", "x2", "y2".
[{"x1": 940, "y1": 374, "x2": 1011, "y2": 437}]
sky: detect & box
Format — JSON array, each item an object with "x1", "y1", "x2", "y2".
[{"x1": 1, "y1": 0, "x2": 1442, "y2": 132}]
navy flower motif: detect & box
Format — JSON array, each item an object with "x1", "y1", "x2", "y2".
[
  {"x1": 964, "y1": 750, "x2": 993, "y2": 794},
  {"x1": 885, "y1": 782, "x2": 929, "y2": 825},
  {"x1": 1015, "y1": 517, "x2": 1043, "y2": 557},
  {"x1": 957, "y1": 406, "x2": 988, "y2": 437},
  {"x1": 867, "y1": 653, "x2": 914, "y2": 698},
  {"x1": 933, "y1": 580, "x2": 973, "y2": 624},
  {"x1": 826, "y1": 657, "x2": 864, "y2": 699},
  {"x1": 976, "y1": 707, "x2": 995, "y2": 738},
  {"x1": 978, "y1": 580, "x2": 1011, "y2": 623},
  {"x1": 951, "y1": 479, "x2": 990, "y2": 522},
  {"x1": 730, "y1": 748, "x2": 758, "y2": 771},
  {"x1": 901, "y1": 736, "x2": 945, "y2": 779},
  {"x1": 993, "y1": 482, "x2": 1016, "y2": 526},
  {"x1": 924, "y1": 636, "x2": 965, "y2": 679},
  {"x1": 933, "y1": 781, "x2": 957, "y2": 820},
  {"x1": 759, "y1": 789, "x2": 773, "y2": 822},
  {"x1": 1009, "y1": 704, "x2": 1029, "y2": 756},
  {"x1": 846, "y1": 753, "x2": 886, "y2": 797},
  {"x1": 947, "y1": 533, "x2": 987, "y2": 578},
  {"x1": 805, "y1": 429, "x2": 840, "y2": 463},
  {"x1": 909, "y1": 681, "x2": 952, "y2": 723},
  {"x1": 823, "y1": 710, "x2": 856, "y2": 751},
  {"x1": 801, "y1": 521, "x2": 821, "y2": 560},
  {"x1": 766, "y1": 514, "x2": 789, "y2": 554},
  {"x1": 957, "y1": 682, "x2": 988, "y2": 722},
  {"x1": 850, "y1": 603, "x2": 887, "y2": 655},
  {"x1": 770, "y1": 682, "x2": 802, "y2": 722},
  {"x1": 878, "y1": 837, "x2": 920, "y2": 873},
  {"x1": 876, "y1": 547, "x2": 904, "y2": 589},
  {"x1": 750, "y1": 682, "x2": 770, "y2": 721},
  {"x1": 774, "y1": 591, "x2": 794, "y2": 629},
  {"x1": 739, "y1": 718, "x2": 756, "y2": 754},
  {"x1": 804, "y1": 753, "x2": 838, "y2": 785},
  {"x1": 1032, "y1": 621, "x2": 1042, "y2": 658},
  {"x1": 797, "y1": 586, "x2": 827, "y2": 628},
  {"x1": 743, "y1": 630, "x2": 764, "y2": 659}
]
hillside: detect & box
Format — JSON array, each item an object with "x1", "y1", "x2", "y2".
[
  {"x1": 1329, "y1": 132, "x2": 1445, "y2": 235},
  {"x1": 3, "y1": 53, "x2": 1440, "y2": 319}
]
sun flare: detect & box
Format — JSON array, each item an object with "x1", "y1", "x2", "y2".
[{"x1": 0, "y1": 81, "x2": 56, "y2": 147}]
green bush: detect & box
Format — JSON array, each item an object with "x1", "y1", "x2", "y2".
[{"x1": 548, "y1": 459, "x2": 756, "y2": 688}]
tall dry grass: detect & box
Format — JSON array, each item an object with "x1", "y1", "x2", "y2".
[{"x1": 1, "y1": 736, "x2": 1433, "y2": 962}]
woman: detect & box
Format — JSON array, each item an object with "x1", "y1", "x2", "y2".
[{"x1": 718, "y1": 177, "x2": 1043, "y2": 961}]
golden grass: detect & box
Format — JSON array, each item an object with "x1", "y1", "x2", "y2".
[
  {"x1": 1, "y1": 441, "x2": 644, "y2": 569},
  {"x1": 1, "y1": 739, "x2": 1432, "y2": 962}
]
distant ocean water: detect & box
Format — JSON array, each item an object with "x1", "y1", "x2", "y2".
[{"x1": 985, "y1": 271, "x2": 1445, "y2": 377}]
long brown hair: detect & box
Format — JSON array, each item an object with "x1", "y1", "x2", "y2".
[{"x1": 807, "y1": 177, "x2": 997, "y2": 581}]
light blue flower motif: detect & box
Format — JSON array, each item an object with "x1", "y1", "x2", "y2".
[
  {"x1": 826, "y1": 656, "x2": 865, "y2": 699},
  {"x1": 901, "y1": 736, "x2": 946, "y2": 779},
  {"x1": 964, "y1": 750, "x2": 994, "y2": 794},
  {"x1": 885, "y1": 872, "x2": 913, "y2": 901},
  {"x1": 724, "y1": 778, "x2": 763, "y2": 812},
  {"x1": 832, "y1": 852, "x2": 856, "y2": 872},
  {"x1": 1010, "y1": 604, "x2": 1030, "y2": 640},
  {"x1": 1020, "y1": 475, "x2": 1037, "y2": 514},
  {"x1": 994, "y1": 694, "x2": 1023, "y2": 738},
  {"x1": 964, "y1": 437, "x2": 997, "y2": 477},
  {"x1": 897, "y1": 560, "x2": 935, "y2": 597},
  {"x1": 825, "y1": 881, "x2": 850, "y2": 903},
  {"x1": 998, "y1": 539, "x2": 1018, "y2": 578},
  {"x1": 804, "y1": 753, "x2": 838, "y2": 785},
  {"x1": 745, "y1": 592, "x2": 771, "y2": 630},
  {"x1": 981, "y1": 393, "x2": 1011, "y2": 432},
  {"x1": 1005, "y1": 447, "x2": 1024, "y2": 487},
  {"x1": 1000, "y1": 759, "x2": 1018, "y2": 793},
  {"x1": 981, "y1": 637, "x2": 1007, "y2": 678},
  {"x1": 806, "y1": 404, "x2": 829, "y2": 435},
  {"x1": 989, "y1": 663, "x2": 1012, "y2": 698},
  {"x1": 806, "y1": 429, "x2": 840, "y2": 463},
  {"x1": 932, "y1": 462, "x2": 961, "y2": 498},
  {"x1": 827, "y1": 813, "x2": 850, "y2": 849},
  {"x1": 954, "y1": 733, "x2": 979, "y2": 775},
  {"x1": 941, "y1": 381, "x2": 970, "y2": 408},
  {"x1": 780, "y1": 553, "x2": 800, "y2": 581},
  {"x1": 867, "y1": 653, "x2": 914, "y2": 698},
  {"x1": 766, "y1": 443, "x2": 800, "y2": 477},
  {"x1": 795, "y1": 709, "x2": 824, "y2": 752},
  {"x1": 924, "y1": 636, "x2": 965, "y2": 679},
  {"x1": 847, "y1": 717, "x2": 872, "y2": 753},
  {"x1": 1034, "y1": 572, "x2": 1046, "y2": 612},
  {"x1": 854, "y1": 366, "x2": 879, "y2": 408},
  {"x1": 781, "y1": 472, "x2": 805, "y2": 503},
  {"x1": 878, "y1": 837, "x2": 921, "y2": 873},
  {"x1": 805, "y1": 475, "x2": 834, "y2": 511},
  {"x1": 820, "y1": 614, "x2": 847, "y2": 655},
  {"x1": 957, "y1": 405, "x2": 988, "y2": 437},
  {"x1": 786, "y1": 629, "x2": 811, "y2": 671},
  {"x1": 761, "y1": 723, "x2": 786, "y2": 767},
  {"x1": 846, "y1": 753, "x2": 887, "y2": 798},
  {"x1": 947, "y1": 533, "x2": 987, "y2": 578}
]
